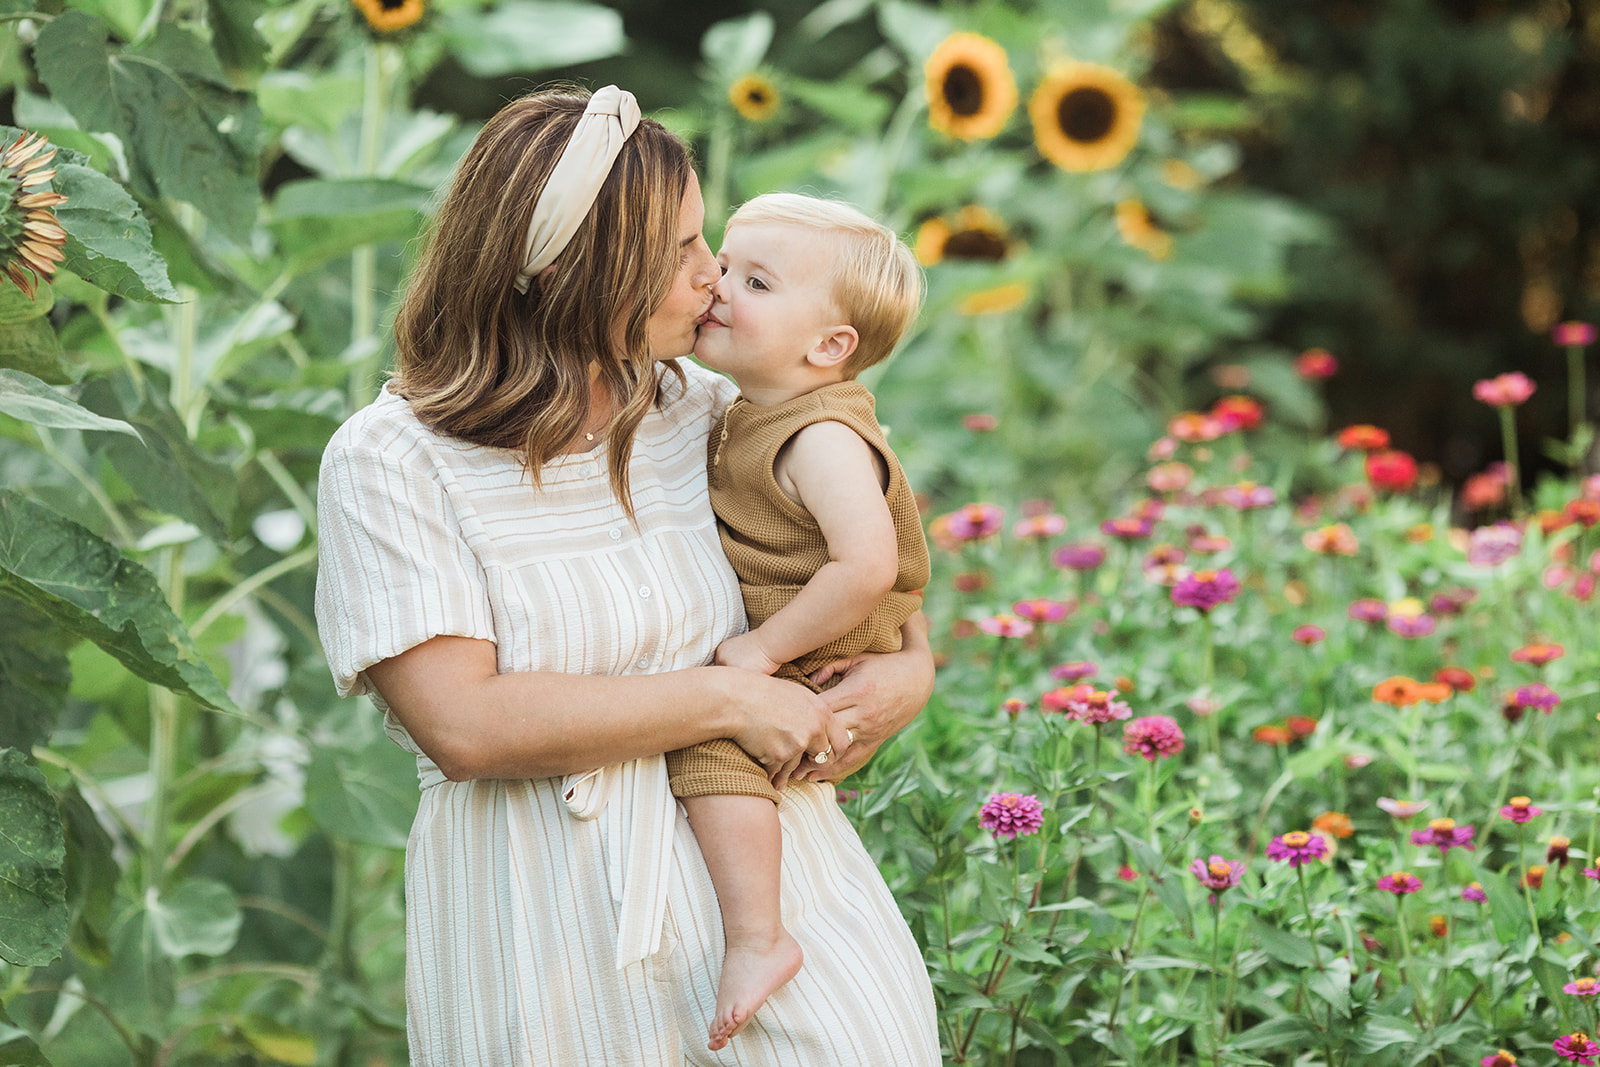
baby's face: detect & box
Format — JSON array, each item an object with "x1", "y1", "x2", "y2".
[{"x1": 694, "y1": 222, "x2": 842, "y2": 389}]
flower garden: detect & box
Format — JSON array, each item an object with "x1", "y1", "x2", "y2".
[{"x1": 0, "y1": 2, "x2": 1596, "y2": 1065}]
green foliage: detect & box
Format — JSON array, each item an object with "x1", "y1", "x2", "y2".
[{"x1": 0, "y1": 749, "x2": 68, "y2": 967}]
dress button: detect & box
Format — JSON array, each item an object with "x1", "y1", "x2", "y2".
[
  {"x1": 609, "y1": 528, "x2": 622, "y2": 541},
  {"x1": 637, "y1": 657, "x2": 651, "y2": 670},
  {"x1": 638, "y1": 585, "x2": 651, "y2": 598}
]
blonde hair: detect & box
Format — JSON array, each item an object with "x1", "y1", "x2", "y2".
[
  {"x1": 726, "y1": 193, "x2": 923, "y2": 376},
  {"x1": 392, "y1": 86, "x2": 691, "y2": 515}
]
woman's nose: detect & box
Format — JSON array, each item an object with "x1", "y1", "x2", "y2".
[{"x1": 691, "y1": 244, "x2": 719, "y2": 289}]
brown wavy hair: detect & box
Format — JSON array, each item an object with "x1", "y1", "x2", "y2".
[{"x1": 392, "y1": 86, "x2": 692, "y2": 515}]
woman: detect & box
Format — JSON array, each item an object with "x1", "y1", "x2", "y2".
[{"x1": 314, "y1": 85, "x2": 941, "y2": 1065}]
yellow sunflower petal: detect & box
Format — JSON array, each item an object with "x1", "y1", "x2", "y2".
[
  {"x1": 959, "y1": 281, "x2": 1030, "y2": 315},
  {"x1": 915, "y1": 217, "x2": 951, "y2": 266},
  {"x1": 925, "y1": 32, "x2": 1018, "y2": 141},
  {"x1": 352, "y1": 0, "x2": 425, "y2": 33},
  {"x1": 1030, "y1": 62, "x2": 1146, "y2": 172}
]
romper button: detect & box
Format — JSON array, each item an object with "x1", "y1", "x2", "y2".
[
  {"x1": 637, "y1": 657, "x2": 651, "y2": 669},
  {"x1": 638, "y1": 585, "x2": 651, "y2": 598},
  {"x1": 610, "y1": 529, "x2": 622, "y2": 541}
]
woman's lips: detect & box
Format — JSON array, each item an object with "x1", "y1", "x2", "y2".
[{"x1": 697, "y1": 308, "x2": 725, "y2": 328}]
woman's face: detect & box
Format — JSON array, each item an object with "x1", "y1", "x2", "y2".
[{"x1": 646, "y1": 172, "x2": 719, "y2": 360}]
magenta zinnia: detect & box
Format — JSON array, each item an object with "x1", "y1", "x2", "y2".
[
  {"x1": 1171, "y1": 568, "x2": 1241, "y2": 612},
  {"x1": 1012, "y1": 597, "x2": 1073, "y2": 623},
  {"x1": 1510, "y1": 683, "x2": 1560, "y2": 713},
  {"x1": 979, "y1": 792, "x2": 1044, "y2": 840},
  {"x1": 1500, "y1": 796, "x2": 1543, "y2": 823},
  {"x1": 1377, "y1": 870, "x2": 1423, "y2": 894},
  {"x1": 1052, "y1": 542, "x2": 1107, "y2": 570},
  {"x1": 1190, "y1": 855, "x2": 1245, "y2": 894},
  {"x1": 1473, "y1": 372, "x2": 1536, "y2": 408},
  {"x1": 1049, "y1": 660, "x2": 1097, "y2": 681},
  {"x1": 1122, "y1": 715, "x2": 1184, "y2": 760},
  {"x1": 1567, "y1": 978, "x2": 1600, "y2": 996},
  {"x1": 1553, "y1": 1032, "x2": 1599, "y2": 1065},
  {"x1": 1265, "y1": 831, "x2": 1329, "y2": 866},
  {"x1": 1050, "y1": 687, "x2": 1131, "y2": 724},
  {"x1": 945, "y1": 502, "x2": 1005, "y2": 539},
  {"x1": 1410, "y1": 817, "x2": 1475, "y2": 855},
  {"x1": 1463, "y1": 882, "x2": 1487, "y2": 903},
  {"x1": 978, "y1": 614, "x2": 1034, "y2": 638}
]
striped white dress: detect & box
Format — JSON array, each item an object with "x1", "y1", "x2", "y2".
[{"x1": 314, "y1": 360, "x2": 941, "y2": 1066}]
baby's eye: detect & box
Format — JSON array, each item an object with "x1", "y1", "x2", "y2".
[{"x1": 748, "y1": 277, "x2": 768, "y2": 291}]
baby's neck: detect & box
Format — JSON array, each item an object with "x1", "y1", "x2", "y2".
[{"x1": 735, "y1": 372, "x2": 848, "y2": 408}]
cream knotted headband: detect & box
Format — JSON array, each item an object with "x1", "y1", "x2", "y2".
[{"x1": 513, "y1": 85, "x2": 642, "y2": 294}]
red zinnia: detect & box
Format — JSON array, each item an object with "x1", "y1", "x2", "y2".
[
  {"x1": 1295, "y1": 348, "x2": 1339, "y2": 379},
  {"x1": 1365, "y1": 449, "x2": 1418, "y2": 492},
  {"x1": 1337, "y1": 424, "x2": 1390, "y2": 451}
]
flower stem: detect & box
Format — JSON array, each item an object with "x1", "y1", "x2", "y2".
[
  {"x1": 1569, "y1": 344, "x2": 1589, "y2": 458},
  {"x1": 1295, "y1": 865, "x2": 1325, "y2": 971},
  {"x1": 1396, "y1": 898, "x2": 1420, "y2": 1018},
  {"x1": 1518, "y1": 824, "x2": 1540, "y2": 936},
  {"x1": 348, "y1": 40, "x2": 392, "y2": 413},
  {"x1": 1209, "y1": 903, "x2": 1223, "y2": 1067},
  {"x1": 1498, "y1": 404, "x2": 1523, "y2": 516}
]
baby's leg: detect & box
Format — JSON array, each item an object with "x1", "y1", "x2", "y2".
[{"x1": 681, "y1": 793, "x2": 802, "y2": 1051}]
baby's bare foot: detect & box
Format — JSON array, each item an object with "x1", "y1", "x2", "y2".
[{"x1": 706, "y1": 931, "x2": 803, "y2": 1051}]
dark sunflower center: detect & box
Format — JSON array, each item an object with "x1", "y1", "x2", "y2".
[
  {"x1": 944, "y1": 228, "x2": 1008, "y2": 261},
  {"x1": 942, "y1": 65, "x2": 984, "y2": 117},
  {"x1": 745, "y1": 87, "x2": 769, "y2": 106},
  {"x1": 1057, "y1": 87, "x2": 1116, "y2": 143},
  {"x1": 378, "y1": 0, "x2": 408, "y2": 9}
]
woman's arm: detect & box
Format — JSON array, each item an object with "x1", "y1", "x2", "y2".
[
  {"x1": 364, "y1": 635, "x2": 850, "y2": 788},
  {"x1": 793, "y1": 610, "x2": 934, "y2": 782}
]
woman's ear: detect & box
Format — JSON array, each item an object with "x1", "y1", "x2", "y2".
[{"x1": 806, "y1": 325, "x2": 859, "y2": 370}]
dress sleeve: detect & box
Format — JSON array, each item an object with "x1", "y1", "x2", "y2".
[{"x1": 314, "y1": 438, "x2": 496, "y2": 698}]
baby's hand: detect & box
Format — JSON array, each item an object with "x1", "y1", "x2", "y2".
[{"x1": 714, "y1": 632, "x2": 782, "y2": 676}]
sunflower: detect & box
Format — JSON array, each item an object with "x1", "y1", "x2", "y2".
[
  {"x1": 1030, "y1": 62, "x2": 1146, "y2": 172},
  {"x1": 925, "y1": 32, "x2": 1018, "y2": 141},
  {"x1": 352, "y1": 0, "x2": 424, "y2": 33},
  {"x1": 1114, "y1": 199, "x2": 1172, "y2": 259},
  {"x1": 0, "y1": 132, "x2": 67, "y2": 299},
  {"x1": 916, "y1": 205, "x2": 1010, "y2": 266},
  {"x1": 728, "y1": 73, "x2": 780, "y2": 122}
]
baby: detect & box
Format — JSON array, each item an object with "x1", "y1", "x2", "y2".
[{"x1": 670, "y1": 192, "x2": 930, "y2": 1050}]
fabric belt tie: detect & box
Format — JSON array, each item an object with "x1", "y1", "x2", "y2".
[{"x1": 561, "y1": 755, "x2": 677, "y2": 969}]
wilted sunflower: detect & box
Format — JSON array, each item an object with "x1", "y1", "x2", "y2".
[
  {"x1": 1030, "y1": 62, "x2": 1145, "y2": 172},
  {"x1": 1114, "y1": 199, "x2": 1172, "y2": 259},
  {"x1": 925, "y1": 32, "x2": 1017, "y2": 141},
  {"x1": 915, "y1": 205, "x2": 1010, "y2": 266},
  {"x1": 959, "y1": 281, "x2": 1030, "y2": 316},
  {"x1": 0, "y1": 132, "x2": 67, "y2": 299},
  {"x1": 352, "y1": 0, "x2": 424, "y2": 33},
  {"x1": 728, "y1": 73, "x2": 780, "y2": 122}
]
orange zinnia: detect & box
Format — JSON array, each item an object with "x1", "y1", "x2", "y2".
[
  {"x1": 1336, "y1": 424, "x2": 1390, "y2": 451},
  {"x1": 1372, "y1": 676, "x2": 1423, "y2": 707},
  {"x1": 1312, "y1": 811, "x2": 1354, "y2": 839}
]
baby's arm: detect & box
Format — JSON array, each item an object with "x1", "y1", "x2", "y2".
[{"x1": 713, "y1": 420, "x2": 899, "y2": 675}]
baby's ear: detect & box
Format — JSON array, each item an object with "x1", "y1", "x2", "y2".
[{"x1": 807, "y1": 325, "x2": 859, "y2": 370}]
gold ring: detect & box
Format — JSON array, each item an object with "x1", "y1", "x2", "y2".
[{"x1": 846, "y1": 729, "x2": 855, "y2": 745}]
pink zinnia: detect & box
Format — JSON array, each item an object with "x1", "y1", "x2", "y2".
[
  {"x1": 1122, "y1": 715, "x2": 1185, "y2": 760},
  {"x1": 946, "y1": 503, "x2": 1005, "y2": 540},
  {"x1": 978, "y1": 614, "x2": 1034, "y2": 639},
  {"x1": 1554, "y1": 321, "x2": 1597, "y2": 347},
  {"x1": 1171, "y1": 568, "x2": 1242, "y2": 612},
  {"x1": 1013, "y1": 597, "x2": 1073, "y2": 623},
  {"x1": 1553, "y1": 1032, "x2": 1599, "y2": 1065},
  {"x1": 1220, "y1": 482, "x2": 1276, "y2": 510},
  {"x1": 1295, "y1": 348, "x2": 1339, "y2": 379},
  {"x1": 1386, "y1": 613, "x2": 1437, "y2": 638},
  {"x1": 1510, "y1": 683, "x2": 1560, "y2": 713},
  {"x1": 1052, "y1": 688, "x2": 1132, "y2": 724},
  {"x1": 1377, "y1": 871, "x2": 1423, "y2": 894},
  {"x1": 979, "y1": 792, "x2": 1045, "y2": 840},
  {"x1": 1265, "y1": 831, "x2": 1328, "y2": 867},
  {"x1": 1102, "y1": 516, "x2": 1156, "y2": 541},
  {"x1": 1377, "y1": 797, "x2": 1429, "y2": 820},
  {"x1": 1013, "y1": 513, "x2": 1066, "y2": 540},
  {"x1": 1462, "y1": 882, "x2": 1487, "y2": 903},
  {"x1": 1510, "y1": 642, "x2": 1565, "y2": 666},
  {"x1": 1348, "y1": 598, "x2": 1389, "y2": 623},
  {"x1": 1050, "y1": 660, "x2": 1097, "y2": 681},
  {"x1": 1500, "y1": 797, "x2": 1543, "y2": 823},
  {"x1": 1146, "y1": 462, "x2": 1194, "y2": 493},
  {"x1": 1481, "y1": 1053, "x2": 1518, "y2": 1067},
  {"x1": 1053, "y1": 542, "x2": 1107, "y2": 570},
  {"x1": 1292, "y1": 624, "x2": 1326, "y2": 645},
  {"x1": 1566, "y1": 978, "x2": 1600, "y2": 996},
  {"x1": 1411, "y1": 818, "x2": 1475, "y2": 855},
  {"x1": 1468, "y1": 522, "x2": 1523, "y2": 566},
  {"x1": 962, "y1": 413, "x2": 998, "y2": 432},
  {"x1": 1000, "y1": 698, "x2": 1028, "y2": 718},
  {"x1": 1190, "y1": 855, "x2": 1245, "y2": 894},
  {"x1": 1473, "y1": 372, "x2": 1536, "y2": 408}
]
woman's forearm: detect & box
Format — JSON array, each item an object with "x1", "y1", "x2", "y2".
[{"x1": 362, "y1": 636, "x2": 778, "y2": 781}]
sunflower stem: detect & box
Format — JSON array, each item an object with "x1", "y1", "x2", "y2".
[
  {"x1": 1497, "y1": 404, "x2": 1523, "y2": 516},
  {"x1": 348, "y1": 40, "x2": 394, "y2": 414},
  {"x1": 1569, "y1": 343, "x2": 1589, "y2": 457},
  {"x1": 865, "y1": 85, "x2": 926, "y2": 218},
  {"x1": 704, "y1": 109, "x2": 734, "y2": 235}
]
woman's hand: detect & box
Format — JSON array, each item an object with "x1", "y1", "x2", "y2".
[
  {"x1": 720, "y1": 668, "x2": 852, "y2": 791},
  {"x1": 794, "y1": 611, "x2": 934, "y2": 782}
]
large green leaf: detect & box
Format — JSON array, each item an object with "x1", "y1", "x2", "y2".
[
  {"x1": 0, "y1": 280, "x2": 52, "y2": 324},
  {"x1": 79, "y1": 375, "x2": 236, "y2": 545},
  {"x1": 52, "y1": 162, "x2": 180, "y2": 304},
  {"x1": 0, "y1": 370, "x2": 140, "y2": 438},
  {"x1": 441, "y1": 1, "x2": 626, "y2": 77},
  {"x1": 146, "y1": 877, "x2": 241, "y2": 958},
  {"x1": 0, "y1": 599, "x2": 72, "y2": 752},
  {"x1": 33, "y1": 12, "x2": 262, "y2": 242},
  {"x1": 0, "y1": 998, "x2": 51, "y2": 1067},
  {"x1": 0, "y1": 748, "x2": 68, "y2": 966},
  {"x1": 268, "y1": 177, "x2": 429, "y2": 274},
  {"x1": 700, "y1": 12, "x2": 773, "y2": 77},
  {"x1": 0, "y1": 491, "x2": 238, "y2": 713},
  {"x1": 305, "y1": 735, "x2": 419, "y2": 849},
  {"x1": 205, "y1": 0, "x2": 268, "y2": 75},
  {"x1": 0, "y1": 318, "x2": 70, "y2": 385},
  {"x1": 57, "y1": 785, "x2": 117, "y2": 966}
]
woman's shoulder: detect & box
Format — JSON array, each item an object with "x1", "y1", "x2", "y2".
[
  {"x1": 661, "y1": 358, "x2": 738, "y2": 421},
  {"x1": 326, "y1": 384, "x2": 427, "y2": 454}
]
